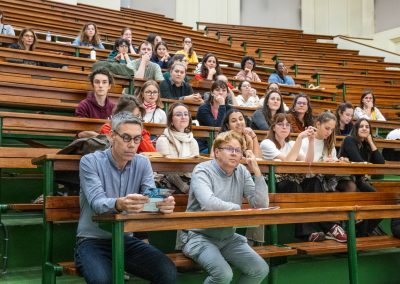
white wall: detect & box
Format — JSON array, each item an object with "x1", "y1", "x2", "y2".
[
  {"x1": 240, "y1": 0, "x2": 301, "y2": 29},
  {"x1": 123, "y1": 0, "x2": 176, "y2": 19},
  {"x1": 175, "y1": 0, "x2": 240, "y2": 30},
  {"x1": 375, "y1": 0, "x2": 400, "y2": 33},
  {"x1": 301, "y1": 0, "x2": 374, "y2": 37}
]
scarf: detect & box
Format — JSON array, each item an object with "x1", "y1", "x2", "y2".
[
  {"x1": 143, "y1": 101, "x2": 157, "y2": 114},
  {"x1": 162, "y1": 128, "x2": 194, "y2": 158}
]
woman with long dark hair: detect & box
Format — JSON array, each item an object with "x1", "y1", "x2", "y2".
[
  {"x1": 251, "y1": 90, "x2": 285, "y2": 130},
  {"x1": 287, "y1": 93, "x2": 314, "y2": 133}
]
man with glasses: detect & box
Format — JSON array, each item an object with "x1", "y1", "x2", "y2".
[
  {"x1": 75, "y1": 111, "x2": 176, "y2": 284},
  {"x1": 180, "y1": 130, "x2": 269, "y2": 284}
]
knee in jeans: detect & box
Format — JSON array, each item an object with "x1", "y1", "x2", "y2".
[
  {"x1": 82, "y1": 271, "x2": 112, "y2": 284},
  {"x1": 244, "y1": 259, "x2": 269, "y2": 279},
  {"x1": 210, "y1": 266, "x2": 233, "y2": 284}
]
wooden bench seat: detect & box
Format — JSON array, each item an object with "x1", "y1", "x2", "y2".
[
  {"x1": 58, "y1": 244, "x2": 298, "y2": 276},
  {"x1": 286, "y1": 236, "x2": 400, "y2": 255}
]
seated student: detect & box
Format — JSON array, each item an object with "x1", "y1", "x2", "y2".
[
  {"x1": 175, "y1": 37, "x2": 198, "y2": 64},
  {"x1": 197, "y1": 80, "x2": 232, "y2": 152},
  {"x1": 156, "y1": 103, "x2": 199, "y2": 193},
  {"x1": 9, "y1": 28, "x2": 64, "y2": 68},
  {"x1": 163, "y1": 54, "x2": 190, "y2": 82},
  {"x1": 107, "y1": 38, "x2": 133, "y2": 64},
  {"x1": 75, "y1": 111, "x2": 176, "y2": 284},
  {"x1": 180, "y1": 131, "x2": 269, "y2": 284},
  {"x1": 335, "y1": 102, "x2": 354, "y2": 135},
  {"x1": 194, "y1": 53, "x2": 221, "y2": 81},
  {"x1": 251, "y1": 90, "x2": 285, "y2": 130},
  {"x1": 382, "y1": 128, "x2": 400, "y2": 161},
  {"x1": 261, "y1": 113, "x2": 314, "y2": 192},
  {"x1": 92, "y1": 38, "x2": 135, "y2": 77},
  {"x1": 236, "y1": 80, "x2": 260, "y2": 107},
  {"x1": 216, "y1": 109, "x2": 262, "y2": 158},
  {"x1": 338, "y1": 119, "x2": 385, "y2": 237},
  {"x1": 100, "y1": 95, "x2": 155, "y2": 153},
  {"x1": 354, "y1": 90, "x2": 386, "y2": 121},
  {"x1": 0, "y1": 10, "x2": 15, "y2": 36},
  {"x1": 150, "y1": 41, "x2": 171, "y2": 69},
  {"x1": 235, "y1": 56, "x2": 261, "y2": 82},
  {"x1": 75, "y1": 67, "x2": 115, "y2": 138},
  {"x1": 127, "y1": 41, "x2": 164, "y2": 81},
  {"x1": 300, "y1": 111, "x2": 348, "y2": 243},
  {"x1": 160, "y1": 62, "x2": 203, "y2": 103},
  {"x1": 258, "y1": 83, "x2": 289, "y2": 111},
  {"x1": 197, "y1": 80, "x2": 231, "y2": 128},
  {"x1": 136, "y1": 80, "x2": 167, "y2": 124},
  {"x1": 120, "y1": 27, "x2": 138, "y2": 55},
  {"x1": 268, "y1": 61, "x2": 295, "y2": 85},
  {"x1": 287, "y1": 94, "x2": 314, "y2": 133},
  {"x1": 202, "y1": 74, "x2": 238, "y2": 106},
  {"x1": 339, "y1": 118, "x2": 385, "y2": 192},
  {"x1": 146, "y1": 33, "x2": 162, "y2": 48},
  {"x1": 72, "y1": 22, "x2": 105, "y2": 49}
]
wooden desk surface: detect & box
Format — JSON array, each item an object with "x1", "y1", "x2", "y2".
[{"x1": 93, "y1": 206, "x2": 354, "y2": 233}]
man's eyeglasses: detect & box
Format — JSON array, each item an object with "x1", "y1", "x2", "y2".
[
  {"x1": 115, "y1": 132, "x2": 142, "y2": 144},
  {"x1": 144, "y1": 90, "x2": 159, "y2": 96},
  {"x1": 174, "y1": 112, "x2": 190, "y2": 118},
  {"x1": 218, "y1": 147, "x2": 243, "y2": 155}
]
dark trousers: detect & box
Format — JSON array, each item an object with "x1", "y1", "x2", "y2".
[
  {"x1": 75, "y1": 236, "x2": 176, "y2": 284},
  {"x1": 296, "y1": 177, "x2": 338, "y2": 239}
]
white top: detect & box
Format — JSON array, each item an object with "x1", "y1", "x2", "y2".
[
  {"x1": 143, "y1": 108, "x2": 167, "y2": 124},
  {"x1": 260, "y1": 139, "x2": 305, "y2": 161},
  {"x1": 236, "y1": 95, "x2": 260, "y2": 107},
  {"x1": 301, "y1": 138, "x2": 337, "y2": 162},
  {"x1": 354, "y1": 106, "x2": 386, "y2": 121}
]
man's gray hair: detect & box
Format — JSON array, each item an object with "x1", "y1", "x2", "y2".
[{"x1": 111, "y1": 111, "x2": 143, "y2": 132}]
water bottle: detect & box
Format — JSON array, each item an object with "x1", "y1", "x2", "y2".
[
  {"x1": 46, "y1": 31, "x2": 51, "y2": 42},
  {"x1": 90, "y1": 48, "x2": 96, "y2": 60}
]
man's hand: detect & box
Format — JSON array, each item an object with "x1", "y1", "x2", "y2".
[
  {"x1": 156, "y1": 196, "x2": 175, "y2": 214},
  {"x1": 245, "y1": 150, "x2": 262, "y2": 176},
  {"x1": 116, "y1": 194, "x2": 149, "y2": 213},
  {"x1": 141, "y1": 53, "x2": 151, "y2": 65}
]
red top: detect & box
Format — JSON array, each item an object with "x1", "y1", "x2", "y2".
[
  {"x1": 99, "y1": 123, "x2": 156, "y2": 153},
  {"x1": 75, "y1": 92, "x2": 115, "y2": 119}
]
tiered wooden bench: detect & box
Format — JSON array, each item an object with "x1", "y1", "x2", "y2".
[{"x1": 32, "y1": 154, "x2": 400, "y2": 284}]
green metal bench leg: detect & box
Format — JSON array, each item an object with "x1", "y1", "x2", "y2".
[
  {"x1": 112, "y1": 221, "x2": 125, "y2": 284},
  {"x1": 347, "y1": 211, "x2": 359, "y2": 284},
  {"x1": 43, "y1": 262, "x2": 62, "y2": 284}
]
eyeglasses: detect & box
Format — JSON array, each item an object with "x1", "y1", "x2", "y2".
[
  {"x1": 276, "y1": 122, "x2": 291, "y2": 128},
  {"x1": 23, "y1": 34, "x2": 34, "y2": 38},
  {"x1": 115, "y1": 132, "x2": 142, "y2": 144},
  {"x1": 218, "y1": 147, "x2": 243, "y2": 155},
  {"x1": 296, "y1": 101, "x2": 308, "y2": 106},
  {"x1": 241, "y1": 84, "x2": 251, "y2": 88},
  {"x1": 174, "y1": 112, "x2": 189, "y2": 117},
  {"x1": 144, "y1": 90, "x2": 159, "y2": 96},
  {"x1": 245, "y1": 61, "x2": 254, "y2": 66}
]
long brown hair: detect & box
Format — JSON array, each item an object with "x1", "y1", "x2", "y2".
[
  {"x1": 78, "y1": 22, "x2": 101, "y2": 46},
  {"x1": 17, "y1": 28, "x2": 37, "y2": 51},
  {"x1": 315, "y1": 111, "x2": 337, "y2": 157},
  {"x1": 266, "y1": 113, "x2": 291, "y2": 149}
]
